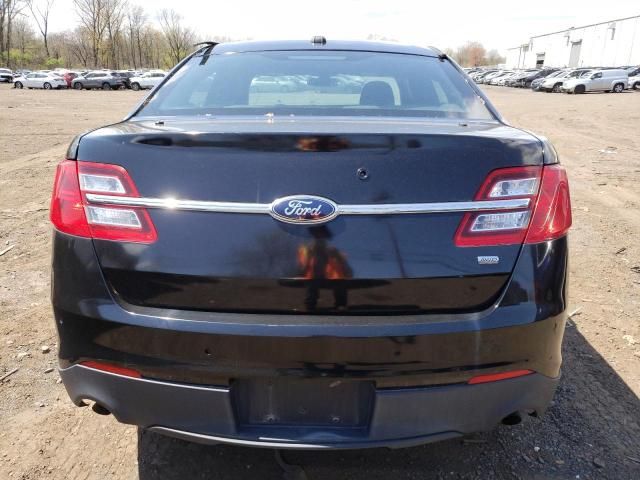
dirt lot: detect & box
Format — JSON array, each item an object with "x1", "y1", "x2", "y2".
[{"x1": 1, "y1": 83, "x2": 639, "y2": 480}]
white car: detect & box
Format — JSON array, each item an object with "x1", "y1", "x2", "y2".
[
  {"x1": 493, "y1": 72, "x2": 517, "y2": 86},
  {"x1": 561, "y1": 69, "x2": 628, "y2": 94},
  {"x1": 629, "y1": 75, "x2": 640, "y2": 90},
  {"x1": 13, "y1": 72, "x2": 67, "y2": 90},
  {"x1": 129, "y1": 72, "x2": 166, "y2": 91},
  {"x1": 0, "y1": 68, "x2": 13, "y2": 83}
]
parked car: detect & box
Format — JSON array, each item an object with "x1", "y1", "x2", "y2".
[
  {"x1": 561, "y1": 69, "x2": 628, "y2": 94},
  {"x1": 489, "y1": 71, "x2": 516, "y2": 85},
  {"x1": 63, "y1": 72, "x2": 79, "y2": 88},
  {"x1": 13, "y1": 72, "x2": 67, "y2": 89},
  {"x1": 0, "y1": 68, "x2": 13, "y2": 82},
  {"x1": 531, "y1": 70, "x2": 564, "y2": 91},
  {"x1": 627, "y1": 74, "x2": 640, "y2": 90},
  {"x1": 72, "y1": 71, "x2": 125, "y2": 90},
  {"x1": 113, "y1": 71, "x2": 136, "y2": 89},
  {"x1": 469, "y1": 69, "x2": 498, "y2": 83},
  {"x1": 129, "y1": 71, "x2": 166, "y2": 90},
  {"x1": 513, "y1": 69, "x2": 559, "y2": 88},
  {"x1": 622, "y1": 66, "x2": 640, "y2": 77},
  {"x1": 51, "y1": 39, "x2": 572, "y2": 450},
  {"x1": 538, "y1": 68, "x2": 591, "y2": 92},
  {"x1": 477, "y1": 70, "x2": 507, "y2": 84}
]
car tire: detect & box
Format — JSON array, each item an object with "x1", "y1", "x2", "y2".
[
  {"x1": 14, "y1": 81, "x2": 23, "y2": 89},
  {"x1": 552, "y1": 83, "x2": 562, "y2": 93},
  {"x1": 633, "y1": 82, "x2": 640, "y2": 90},
  {"x1": 131, "y1": 82, "x2": 140, "y2": 91},
  {"x1": 574, "y1": 85, "x2": 586, "y2": 94},
  {"x1": 74, "y1": 82, "x2": 83, "y2": 90},
  {"x1": 612, "y1": 83, "x2": 624, "y2": 93},
  {"x1": 102, "y1": 82, "x2": 111, "y2": 91},
  {"x1": 43, "y1": 82, "x2": 52, "y2": 90}
]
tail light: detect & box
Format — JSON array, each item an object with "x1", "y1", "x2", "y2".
[
  {"x1": 50, "y1": 160, "x2": 157, "y2": 243},
  {"x1": 455, "y1": 165, "x2": 571, "y2": 247}
]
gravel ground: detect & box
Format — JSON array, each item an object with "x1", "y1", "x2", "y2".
[{"x1": 0, "y1": 83, "x2": 639, "y2": 479}]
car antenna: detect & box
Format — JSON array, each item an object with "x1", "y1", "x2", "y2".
[{"x1": 194, "y1": 41, "x2": 219, "y2": 66}]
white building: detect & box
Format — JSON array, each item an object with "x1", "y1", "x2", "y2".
[{"x1": 506, "y1": 15, "x2": 640, "y2": 69}]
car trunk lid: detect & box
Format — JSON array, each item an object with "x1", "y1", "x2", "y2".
[{"x1": 78, "y1": 117, "x2": 543, "y2": 315}]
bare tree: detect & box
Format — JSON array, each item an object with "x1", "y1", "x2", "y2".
[
  {"x1": 485, "y1": 49, "x2": 506, "y2": 66},
  {"x1": 68, "y1": 26, "x2": 92, "y2": 67},
  {"x1": 73, "y1": 0, "x2": 108, "y2": 67},
  {"x1": 126, "y1": 3, "x2": 144, "y2": 69},
  {"x1": 26, "y1": 0, "x2": 53, "y2": 57},
  {"x1": 103, "y1": 0, "x2": 125, "y2": 68},
  {"x1": 12, "y1": 15, "x2": 33, "y2": 55},
  {"x1": 1, "y1": 0, "x2": 26, "y2": 67},
  {"x1": 0, "y1": 0, "x2": 9, "y2": 61},
  {"x1": 4, "y1": 1, "x2": 237, "y2": 70},
  {"x1": 158, "y1": 8, "x2": 194, "y2": 66},
  {"x1": 455, "y1": 41, "x2": 486, "y2": 67}
]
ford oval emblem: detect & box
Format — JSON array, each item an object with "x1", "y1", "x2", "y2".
[{"x1": 270, "y1": 195, "x2": 338, "y2": 225}]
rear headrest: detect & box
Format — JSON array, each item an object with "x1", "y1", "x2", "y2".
[{"x1": 360, "y1": 81, "x2": 395, "y2": 107}]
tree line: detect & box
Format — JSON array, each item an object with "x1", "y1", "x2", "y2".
[
  {"x1": 1, "y1": 3, "x2": 505, "y2": 71},
  {"x1": 0, "y1": 0, "x2": 233, "y2": 70},
  {"x1": 444, "y1": 41, "x2": 506, "y2": 67}
]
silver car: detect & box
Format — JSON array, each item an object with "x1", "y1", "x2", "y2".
[
  {"x1": 72, "y1": 71, "x2": 125, "y2": 90},
  {"x1": 561, "y1": 69, "x2": 628, "y2": 94}
]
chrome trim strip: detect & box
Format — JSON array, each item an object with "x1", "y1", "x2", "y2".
[
  {"x1": 85, "y1": 193, "x2": 530, "y2": 216},
  {"x1": 336, "y1": 199, "x2": 529, "y2": 215},
  {"x1": 151, "y1": 427, "x2": 336, "y2": 449},
  {"x1": 85, "y1": 194, "x2": 271, "y2": 214}
]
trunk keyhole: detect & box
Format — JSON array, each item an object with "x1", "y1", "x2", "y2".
[{"x1": 357, "y1": 168, "x2": 369, "y2": 180}]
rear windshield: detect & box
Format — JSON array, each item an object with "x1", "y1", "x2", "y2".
[{"x1": 138, "y1": 50, "x2": 494, "y2": 120}]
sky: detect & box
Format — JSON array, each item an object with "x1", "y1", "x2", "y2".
[{"x1": 47, "y1": 0, "x2": 640, "y2": 54}]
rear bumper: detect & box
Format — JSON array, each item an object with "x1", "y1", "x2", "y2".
[
  {"x1": 60, "y1": 364, "x2": 558, "y2": 449},
  {"x1": 52, "y1": 231, "x2": 568, "y2": 447}
]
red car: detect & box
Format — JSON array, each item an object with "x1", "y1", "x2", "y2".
[{"x1": 63, "y1": 72, "x2": 78, "y2": 88}]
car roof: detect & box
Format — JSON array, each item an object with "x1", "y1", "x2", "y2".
[{"x1": 208, "y1": 40, "x2": 439, "y2": 57}]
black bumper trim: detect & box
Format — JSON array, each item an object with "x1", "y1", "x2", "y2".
[{"x1": 60, "y1": 365, "x2": 559, "y2": 449}]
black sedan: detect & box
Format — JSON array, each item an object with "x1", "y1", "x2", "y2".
[{"x1": 50, "y1": 38, "x2": 572, "y2": 449}]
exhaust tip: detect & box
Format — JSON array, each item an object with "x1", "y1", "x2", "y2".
[
  {"x1": 91, "y1": 402, "x2": 111, "y2": 416},
  {"x1": 501, "y1": 412, "x2": 522, "y2": 426}
]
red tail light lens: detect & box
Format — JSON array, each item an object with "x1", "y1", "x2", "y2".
[
  {"x1": 524, "y1": 165, "x2": 572, "y2": 244},
  {"x1": 50, "y1": 160, "x2": 157, "y2": 243},
  {"x1": 454, "y1": 165, "x2": 571, "y2": 247},
  {"x1": 467, "y1": 369, "x2": 533, "y2": 385},
  {"x1": 50, "y1": 161, "x2": 91, "y2": 237},
  {"x1": 80, "y1": 360, "x2": 142, "y2": 378}
]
